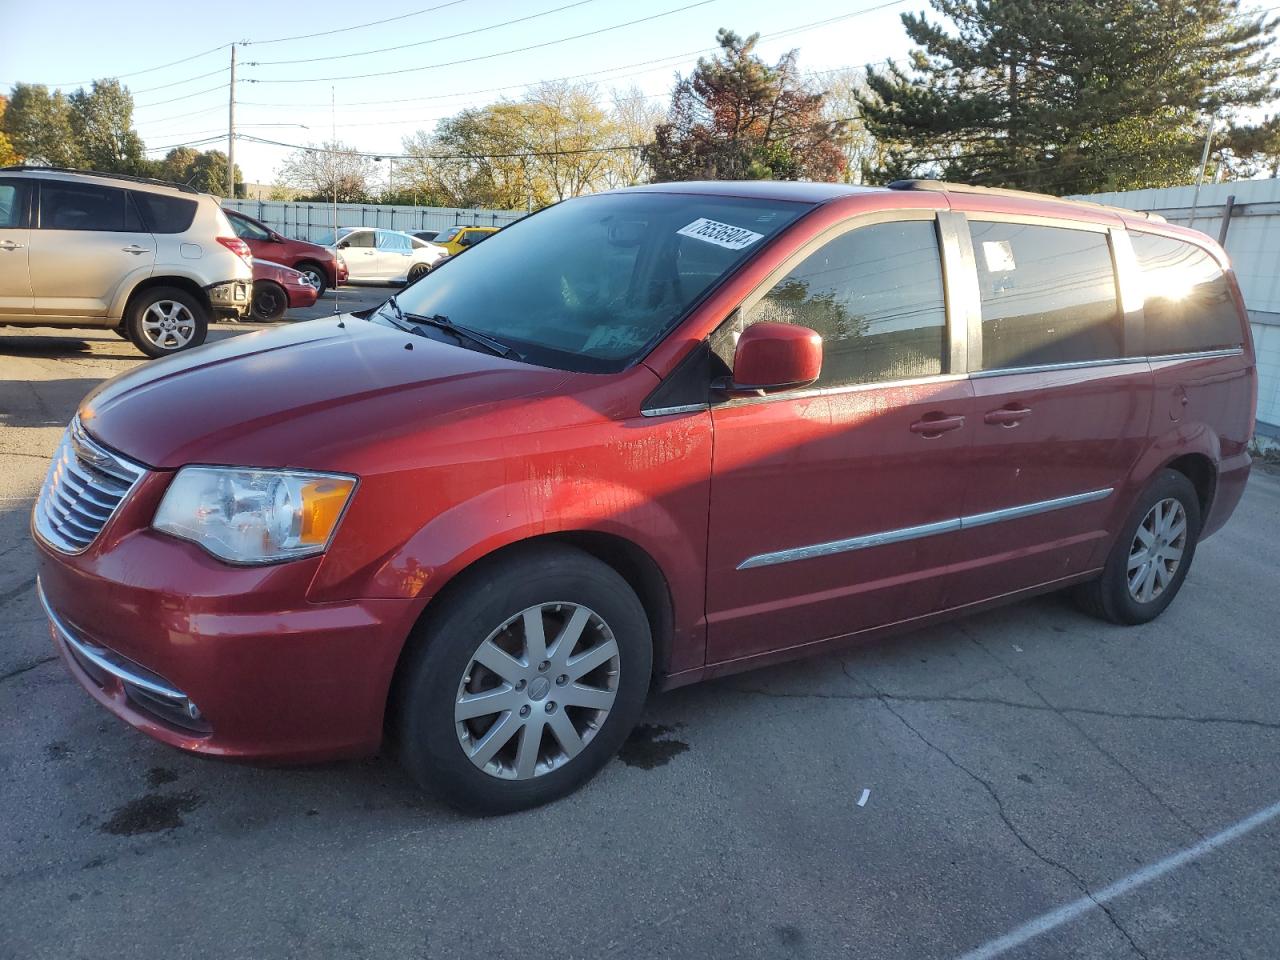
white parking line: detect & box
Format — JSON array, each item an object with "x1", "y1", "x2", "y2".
[{"x1": 955, "y1": 798, "x2": 1280, "y2": 960}]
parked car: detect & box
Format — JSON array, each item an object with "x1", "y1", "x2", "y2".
[
  {"x1": 223, "y1": 208, "x2": 348, "y2": 297},
  {"x1": 412, "y1": 230, "x2": 440, "y2": 243},
  {"x1": 434, "y1": 224, "x2": 499, "y2": 256},
  {"x1": 34, "y1": 180, "x2": 1256, "y2": 815},
  {"x1": 0, "y1": 166, "x2": 251, "y2": 357},
  {"x1": 250, "y1": 258, "x2": 318, "y2": 321},
  {"x1": 325, "y1": 227, "x2": 447, "y2": 284}
]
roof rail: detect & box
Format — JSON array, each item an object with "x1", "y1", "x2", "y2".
[
  {"x1": 0, "y1": 165, "x2": 203, "y2": 195},
  {"x1": 887, "y1": 179, "x2": 1165, "y2": 223}
]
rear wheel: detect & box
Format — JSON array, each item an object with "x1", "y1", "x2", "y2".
[
  {"x1": 396, "y1": 544, "x2": 652, "y2": 814},
  {"x1": 1075, "y1": 469, "x2": 1201, "y2": 624},
  {"x1": 125, "y1": 287, "x2": 208, "y2": 358},
  {"x1": 250, "y1": 280, "x2": 288, "y2": 321},
  {"x1": 296, "y1": 262, "x2": 328, "y2": 298}
]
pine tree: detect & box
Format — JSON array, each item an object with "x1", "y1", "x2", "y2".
[{"x1": 857, "y1": 0, "x2": 1279, "y2": 194}]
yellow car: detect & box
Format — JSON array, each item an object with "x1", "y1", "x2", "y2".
[{"x1": 435, "y1": 225, "x2": 500, "y2": 256}]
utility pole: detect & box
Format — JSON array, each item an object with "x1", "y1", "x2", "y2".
[{"x1": 227, "y1": 44, "x2": 237, "y2": 199}]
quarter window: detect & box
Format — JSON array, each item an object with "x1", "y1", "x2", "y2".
[
  {"x1": 971, "y1": 221, "x2": 1121, "y2": 370},
  {"x1": 1129, "y1": 232, "x2": 1242, "y2": 354},
  {"x1": 134, "y1": 192, "x2": 198, "y2": 234},
  {"x1": 732, "y1": 219, "x2": 948, "y2": 388},
  {"x1": 39, "y1": 182, "x2": 141, "y2": 232}
]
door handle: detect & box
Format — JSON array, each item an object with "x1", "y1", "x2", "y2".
[
  {"x1": 983, "y1": 406, "x2": 1032, "y2": 426},
  {"x1": 0, "y1": 240, "x2": 23, "y2": 251},
  {"x1": 121, "y1": 245, "x2": 150, "y2": 255},
  {"x1": 910, "y1": 414, "x2": 965, "y2": 436}
]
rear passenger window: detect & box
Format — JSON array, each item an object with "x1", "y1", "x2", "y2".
[
  {"x1": 1129, "y1": 232, "x2": 1242, "y2": 354},
  {"x1": 736, "y1": 219, "x2": 948, "y2": 388},
  {"x1": 39, "y1": 182, "x2": 140, "y2": 232},
  {"x1": 971, "y1": 221, "x2": 1121, "y2": 370},
  {"x1": 131, "y1": 192, "x2": 198, "y2": 234}
]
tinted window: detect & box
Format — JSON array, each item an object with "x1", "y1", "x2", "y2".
[
  {"x1": 40, "y1": 182, "x2": 140, "y2": 232},
  {"x1": 1129, "y1": 232, "x2": 1242, "y2": 354},
  {"x1": 972, "y1": 221, "x2": 1120, "y2": 370},
  {"x1": 342, "y1": 230, "x2": 374, "y2": 248},
  {"x1": 439, "y1": 226, "x2": 463, "y2": 242},
  {"x1": 134, "y1": 192, "x2": 198, "y2": 234},
  {"x1": 0, "y1": 179, "x2": 29, "y2": 228},
  {"x1": 227, "y1": 211, "x2": 270, "y2": 240},
  {"x1": 394, "y1": 192, "x2": 805, "y2": 372},
  {"x1": 733, "y1": 220, "x2": 948, "y2": 387}
]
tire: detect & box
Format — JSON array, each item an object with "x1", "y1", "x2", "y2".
[
  {"x1": 125, "y1": 286, "x2": 208, "y2": 359},
  {"x1": 296, "y1": 262, "x2": 328, "y2": 298},
  {"x1": 111, "y1": 326, "x2": 129, "y2": 340},
  {"x1": 250, "y1": 281, "x2": 288, "y2": 321},
  {"x1": 407, "y1": 263, "x2": 430, "y2": 285},
  {"x1": 397, "y1": 544, "x2": 652, "y2": 814},
  {"x1": 1075, "y1": 469, "x2": 1202, "y2": 625}
]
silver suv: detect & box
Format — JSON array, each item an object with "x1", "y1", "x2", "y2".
[{"x1": 0, "y1": 166, "x2": 252, "y2": 357}]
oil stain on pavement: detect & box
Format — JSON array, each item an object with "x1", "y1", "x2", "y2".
[
  {"x1": 99, "y1": 791, "x2": 202, "y2": 835},
  {"x1": 617, "y1": 723, "x2": 689, "y2": 770}
]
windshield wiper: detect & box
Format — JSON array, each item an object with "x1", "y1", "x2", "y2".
[
  {"x1": 378, "y1": 294, "x2": 418, "y2": 333},
  {"x1": 404, "y1": 312, "x2": 523, "y2": 361}
]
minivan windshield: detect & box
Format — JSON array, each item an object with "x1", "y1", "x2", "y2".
[{"x1": 390, "y1": 192, "x2": 809, "y2": 372}]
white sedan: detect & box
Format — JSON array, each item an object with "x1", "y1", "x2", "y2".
[{"x1": 329, "y1": 228, "x2": 448, "y2": 284}]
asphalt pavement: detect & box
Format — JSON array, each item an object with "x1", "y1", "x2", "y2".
[{"x1": 1, "y1": 300, "x2": 1278, "y2": 960}]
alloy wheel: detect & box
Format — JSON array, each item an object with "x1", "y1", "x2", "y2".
[
  {"x1": 300, "y1": 267, "x2": 324, "y2": 290},
  {"x1": 455, "y1": 602, "x2": 620, "y2": 780},
  {"x1": 141, "y1": 300, "x2": 196, "y2": 351},
  {"x1": 1127, "y1": 497, "x2": 1187, "y2": 603}
]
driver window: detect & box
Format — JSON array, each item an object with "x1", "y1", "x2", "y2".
[
  {"x1": 343, "y1": 230, "x2": 374, "y2": 248},
  {"x1": 719, "y1": 219, "x2": 949, "y2": 389}
]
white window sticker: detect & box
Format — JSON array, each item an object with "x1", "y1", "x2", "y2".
[
  {"x1": 677, "y1": 217, "x2": 764, "y2": 250},
  {"x1": 982, "y1": 240, "x2": 1016, "y2": 272}
]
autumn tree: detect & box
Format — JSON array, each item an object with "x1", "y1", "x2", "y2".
[
  {"x1": 276, "y1": 141, "x2": 377, "y2": 202},
  {"x1": 858, "y1": 0, "x2": 1280, "y2": 194},
  {"x1": 605, "y1": 86, "x2": 665, "y2": 188},
  {"x1": 0, "y1": 96, "x2": 19, "y2": 166},
  {"x1": 645, "y1": 29, "x2": 849, "y2": 182}
]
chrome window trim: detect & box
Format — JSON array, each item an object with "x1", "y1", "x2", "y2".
[
  {"x1": 715, "y1": 372, "x2": 969, "y2": 410},
  {"x1": 640, "y1": 403, "x2": 711, "y2": 418},
  {"x1": 1147, "y1": 347, "x2": 1244, "y2": 363},
  {"x1": 970, "y1": 356, "x2": 1148, "y2": 378},
  {"x1": 737, "y1": 487, "x2": 1114, "y2": 570},
  {"x1": 37, "y1": 580, "x2": 186, "y2": 701}
]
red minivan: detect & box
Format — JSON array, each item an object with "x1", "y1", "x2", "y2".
[{"x1": 34, "y1": 181, "x2": 1256, "y2": 813}]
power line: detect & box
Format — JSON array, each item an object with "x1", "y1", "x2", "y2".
[
  {"x1": 244, "y1": 0, "x2": 475, "y2": 46},
  {"x1": 135, "y1": 83, "x2": 229, "y2": 109},
  {"x1": 130, "y1": 66, "x2": 230, "y2": 96},
  {"x1": 7, "y1": 42, "x2": 233, "y2": 89},
  {"x1": 246, "y1": 0, "x2": 720, "y2": 84},
  {"x1": 248, "y1": 0, "x2": 605, "y2": 67}
]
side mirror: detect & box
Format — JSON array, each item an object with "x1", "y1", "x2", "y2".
[
  {"x1": 337, "y1": 240, "x2": 349, "y2": 249},
  {"x1": 269, "y1": 231, "x2": 284, "y2": 242},
  {"x1": 729, "y1": 322, "x2": 822, "y2": 393}
]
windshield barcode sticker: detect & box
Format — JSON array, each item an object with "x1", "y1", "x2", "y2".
[{"x1": 677, "y1": 218, "x2": 764, "y2": 250}]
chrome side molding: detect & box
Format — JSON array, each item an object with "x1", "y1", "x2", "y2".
[{"x1": 737, "y1": 487, "x2": 1114, "y2": 570}]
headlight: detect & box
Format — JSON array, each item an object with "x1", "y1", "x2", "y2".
[{"x1": 153, "y1": 467, "x2": 356, "y2": 564}]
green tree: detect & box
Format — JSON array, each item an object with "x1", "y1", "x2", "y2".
[
  {"x1": 644, "y1": 29, "x2": 849, "y2": 182},
  {"x1": 155, "y1": 147, "x2": 242, "y2": 194},
  {"x1": 858, "y1": 0, "x2": 1279, "y2": 194},
  {"x1": 1218, "y1": 116, "x2": 1280, "y2": 177},
  {"x1": 68, "y1": 79, "x2": 147, "y2": 174},
  {"x1": 2, "y1": 83, "x2": 80, "y2": 166},
  {"x1": 156, "y1": 146, "x2": 200, "y2": 185}
]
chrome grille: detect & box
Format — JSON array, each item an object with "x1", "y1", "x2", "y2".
[{"x1": 34, "y1": 418, "x2": 146, "y2": 554}]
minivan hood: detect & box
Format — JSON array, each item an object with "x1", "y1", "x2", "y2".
[{"x1": 80, "y1": 317, "x2": 572, "y2": 469}]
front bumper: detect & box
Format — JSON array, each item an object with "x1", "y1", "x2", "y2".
[
  {"x1": 35, "y1": 515, "x2": 416, "y2": 762},
  {"x1": 206, "y1": 278, "x2": 252, "y2": 319},
  {"x1": 284, "y1": 279, "x2": 319, "y2": 309}
]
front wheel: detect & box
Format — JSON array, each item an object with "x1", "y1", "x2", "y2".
[
  {"x1": 296, "y1": 262, "x2": 328, "y2": 298},
  {"x1": 407, "y1": 263, "x2": 430, "y2": 284},
  {"x1": 1075, "y1": 469, "x2": 1202, "y2": 624},
  {"x1": 396, "y1": 544, "x2": 652, "y2": 814},
  {"x1": 125, "y1": 287, "x2": 209, "y2": 358},
  {"x1": 250, "y1": 280, "x2": 288, "y2": 321}
]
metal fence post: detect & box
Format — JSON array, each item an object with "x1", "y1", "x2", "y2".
[{"x1": 1218, "y1": 195, "x2": 1237, "y2": 247}]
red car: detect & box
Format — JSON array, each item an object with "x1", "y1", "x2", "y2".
[
  {"x1": 36, "y1": 181, "x2": 1256, "y2": 814},
  {"x1": 250, "y1": 258, "x2": 318, "y2": 321},
  {"x1": 224, "y1": 208, "x2": 348, "y2": 296}
]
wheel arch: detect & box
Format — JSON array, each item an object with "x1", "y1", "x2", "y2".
[
  {"x1": 1162, "y1": 451, "x2": 1217, "y2": 520},
  {"x1": 120, "y1": 276, "x2": 211, "y2": 325},
  {"x1": 382, "y1": 531, "x2": 676, "y2": 738}
]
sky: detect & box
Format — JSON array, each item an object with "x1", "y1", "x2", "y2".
[{"x1": 0, "y1": 0, "x2": 919, "y2": 188}]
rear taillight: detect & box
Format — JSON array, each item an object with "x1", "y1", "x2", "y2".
[{"x1": 217, "y1": 236, "x2": 253, "y2": 263}]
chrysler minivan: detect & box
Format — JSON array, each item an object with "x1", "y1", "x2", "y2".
[{"x1": 33, "y1": 180, "x2": 1256, "y2": 813}]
